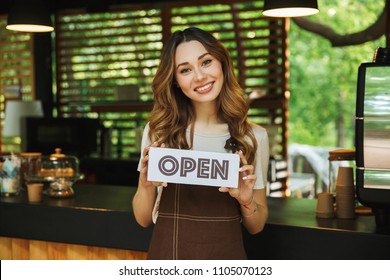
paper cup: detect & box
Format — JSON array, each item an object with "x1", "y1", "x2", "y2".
[
  {"x1": 336, "y1": 166, "x2": 354, "y2": 187},
  {"x1": 336, "y1": 193, "x2": 355, "y2": 219},
  {"x1": 336, "y1": 183, "x2": 355, "y2": 196},
  {"x1": 316, "y1": 192, "x2": 334, "y2": 218},
  {"x1": 27, "y1": 183, "x2": 44, "y2": 203}
]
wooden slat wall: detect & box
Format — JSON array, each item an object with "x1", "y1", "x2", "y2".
[
  {"x1": 55, "y1": 4, "x2": 163, "y2": 157},
  {"x1": 0, "y1": 236, "x2": 147, "y2": 260},
  {"x1": 0, "y1": 16, "x2": 35, "y2": 152},
  {"x1": 55, "y1": 7, "x2": 161, "y2": 104}
]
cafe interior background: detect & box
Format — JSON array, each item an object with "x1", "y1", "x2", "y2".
[{"x1": 1, "y1": 0, "x2": 390, "y2": 260}]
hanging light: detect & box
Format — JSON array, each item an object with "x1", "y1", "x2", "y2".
[
  {"x1": 6, "y1": 0, "x2": 54, "y2": 32},
  {"x1": 262, "y1": 0, "x2": 319, "y2": 18}
]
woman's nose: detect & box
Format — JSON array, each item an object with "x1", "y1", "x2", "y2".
[{"x1": 193, "y1": 68, "x2": 206, "y2": 81}]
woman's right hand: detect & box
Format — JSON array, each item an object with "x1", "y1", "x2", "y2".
[{"x1": 139, "y1": 142, "x2": 168, "y2": 188}]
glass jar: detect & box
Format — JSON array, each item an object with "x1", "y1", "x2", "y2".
[
  {"x1": 0, "y1": 153, "x2": 21, "y2": 197},
  {"x1": 24, "y1": 148, "x2": 84, "y2": 198},
  {"x1": 328, "y1": 149, "x2": 356, "y2": 195},
  {"x1": 20, "y1": 152, "x2": 42, "y2": 189}
]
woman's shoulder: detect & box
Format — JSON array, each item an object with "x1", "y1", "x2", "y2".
[{"x1": 250, "y1": 123, "x2": 268, "y2": 138}]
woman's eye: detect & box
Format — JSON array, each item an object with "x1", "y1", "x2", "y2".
[
  {"x1": 202, "y1": 59, "x2": 212, "y2": 66},
  {"x1": 179, "y1": 68, "x2": 191, "y2": 74}
]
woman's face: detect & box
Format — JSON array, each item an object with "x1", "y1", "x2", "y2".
[{"x1": 174, "y1": 40, "x2": 223, "y2": 104}]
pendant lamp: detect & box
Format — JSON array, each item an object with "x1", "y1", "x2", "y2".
[
  {"x1": 6, "y1": 0, "x2": 54, "y2": 32},
  {"x1": 262, "y1": 0, "x2": 319, "y2": 18}
]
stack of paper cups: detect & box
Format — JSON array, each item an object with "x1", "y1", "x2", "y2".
[{"x1": 335, "y1": 167, "x2": 355, "y2": 219}]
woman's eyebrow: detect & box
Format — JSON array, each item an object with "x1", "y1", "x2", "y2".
[{"x1": 176, "y1": 52, "x2": 210, "y2": 70}]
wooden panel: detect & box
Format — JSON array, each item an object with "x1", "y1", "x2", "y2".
[
  {"x1": 12, "y1": 237, "x2": 29, "y2": 260},
  {"x1": 87, "y1": 246, "x2": 108, "y2": 260},
  {"x1": 47, "y1": 242, "x2": 68, "y2": 259},
  {"x1": 0, "y1": 236, "x2": 148, "y2": 260},
  {"x1": 30, "y1": 240, "x2": 48, "y2": 260},
  {"x1": 0, "y1": 237, "x2": 13, "y2": 259},
  {"x1": 126, "y1": 250, "x2": 149, "y2": 260},
  {"x1": 107, "y1": 248, "x2": 133, "y2": 260},
  {"x1": 67, "y1": 243, "x2": 89, "y2": 260}
]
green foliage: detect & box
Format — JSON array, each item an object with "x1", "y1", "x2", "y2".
[{"x1": 289, "y1": 0, "x2": 386, "y2": 148}]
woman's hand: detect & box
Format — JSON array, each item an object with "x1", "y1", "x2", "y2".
[
  {"x1": 219, "y1": 150, "x2": 256, "y2": 205},
  {"x1": 139, "y1": 142, "x2": 168, "y2": 188}
]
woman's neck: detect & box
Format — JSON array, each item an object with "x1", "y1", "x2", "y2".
[{"x1": 191, "y1": 103, "x2": 228, "y2": 135}]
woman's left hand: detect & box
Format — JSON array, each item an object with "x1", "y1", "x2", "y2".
[{"x1": 219, "y1": 150, "x2": 256, "y2": 205}]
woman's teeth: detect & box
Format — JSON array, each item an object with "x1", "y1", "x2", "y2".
[{"x1": 196, "y1": 83, "x2": 212, "y2": 92}]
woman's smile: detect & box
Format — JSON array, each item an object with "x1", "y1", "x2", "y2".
[{"x1": 195, "y1": 82, "x2": 214, "y2": 94}]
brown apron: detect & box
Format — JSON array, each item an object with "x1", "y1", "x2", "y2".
[{"x1": 147, "y1": 183, "x2": 247, "y2": 260}]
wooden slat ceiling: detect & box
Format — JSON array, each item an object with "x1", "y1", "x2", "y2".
[{"x1": 0, "y1": 0, "x2": 179, "y2": 15}]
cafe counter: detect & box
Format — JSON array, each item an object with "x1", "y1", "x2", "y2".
[{"x1": 1, "y1": 183, "x2": 389, "y2": 259}]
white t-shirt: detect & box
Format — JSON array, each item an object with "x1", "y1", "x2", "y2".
[{"x1": 137, "y1": 122, "x2": 269, "y2": 189}]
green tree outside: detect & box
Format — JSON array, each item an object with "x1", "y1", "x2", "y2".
[{"x1": 289, "y1": 0, "x2": 386, "y2": 148}]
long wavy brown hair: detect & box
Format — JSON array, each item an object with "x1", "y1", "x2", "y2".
[{"x1": 148, "y1": 27, "x2": 257, "y2": 165}]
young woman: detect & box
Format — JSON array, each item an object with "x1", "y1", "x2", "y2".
[{"x1": 132, "y1": 27, "x2": 269, "y2": 259}]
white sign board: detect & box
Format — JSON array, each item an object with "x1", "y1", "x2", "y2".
[{"x1": 147, "y1": 147, "x2": 240, "y2": 188}]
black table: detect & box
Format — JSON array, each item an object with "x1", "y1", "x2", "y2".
[{"x1": 243, "y1": 197, "x2": 390, "y2": 259}]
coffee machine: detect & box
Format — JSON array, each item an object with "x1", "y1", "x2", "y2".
[{"x1": 355, "y1": 47, "x2": 390, "y2": 230}]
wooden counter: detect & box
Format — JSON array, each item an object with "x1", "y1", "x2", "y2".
[
  {"x1": 1, "y1": 184, "x2": 389, "y2": 259},
  {"x1": 0, "y1": 184, "x2": 151, "y2": 260}
]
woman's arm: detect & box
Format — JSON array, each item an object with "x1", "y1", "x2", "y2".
[
  {"x1": 219, "y1": 149, "x2": 269, "y2": 234},
  {"x1": 132, "y1": 142, "x2": 167, "y2": 228},
  {"x1": 241, "y1": 126, "x2": 269, "y2": 234},
  {"x1": 240, "y1": 188, "x2": 268, "y2": 234},
  {"x1": 132, "y1": 177, "x2": 157, "y2": 228}
]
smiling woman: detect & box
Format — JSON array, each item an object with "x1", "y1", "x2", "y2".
[{"x1": 132, "y1": 27, "x2": 270, "y2": 260}]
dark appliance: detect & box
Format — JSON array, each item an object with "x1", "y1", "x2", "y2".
[
  {"x1": 355, "y1": 47, "x2": 390, "y2": 229},
  {"x1": 21, "y1": 117, "x2": 100, "y2": 158}
]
